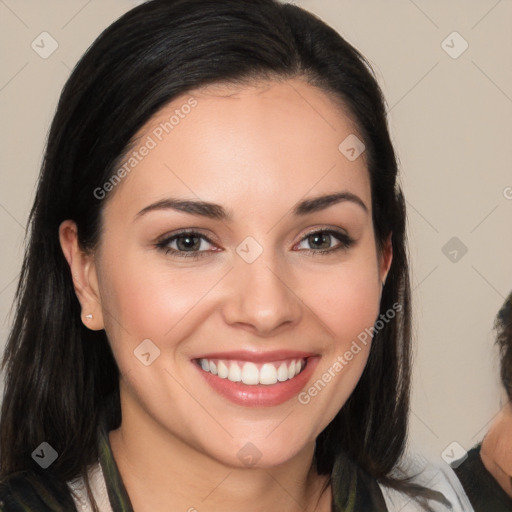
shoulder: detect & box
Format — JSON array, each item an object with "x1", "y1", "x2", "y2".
[
  {"x1": 378, "y1": 449, "x2": 475, "y2": 512},
  {"x1": 0, "y1": 470, "x2": 77, "y2": 512},
  {"x1": 454, "y1": 444, "x2": 512, "y2": 512}
]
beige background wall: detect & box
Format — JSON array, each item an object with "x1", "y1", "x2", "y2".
[{"x1": 1, "y1": 0, "x2": 511, "y2": 463}]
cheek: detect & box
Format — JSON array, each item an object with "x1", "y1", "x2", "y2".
[
  {"x1": 300, "y1": 256, "x2": 382, "y2": 341},
  {"x1": 293, "y1": 253, "x2": 382, "y2": 425},
  {"x1": 312, "y1": 267, "x2": 380, "y2": 360},
  {"x1": 97, "y1": 245, "x2": 224, "y2": 360}
]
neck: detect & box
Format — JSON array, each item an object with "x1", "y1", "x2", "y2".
[
  {"x1": 480, "y1": 401, "x2": 512, "y2": 499},
  {"x1": 108, "y1": 394, "x2": 331, "y2": 512}
]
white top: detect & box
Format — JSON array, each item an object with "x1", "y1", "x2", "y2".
[
  {"x1": 67, "y1": 451, "x2": 474, "y2": 512},
  {"x1": 379, "y1": 449, "x2": 474, "y2": 511},
  {"x1": 67, "y1": 462, "x2": 113, "y2": 512}
]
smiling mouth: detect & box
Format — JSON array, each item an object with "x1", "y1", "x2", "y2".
[{"x1": 194, "y1": 357, "x2": 308, "y2": 386}]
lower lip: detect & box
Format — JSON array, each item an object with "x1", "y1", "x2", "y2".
[{"x1": 193, "y1": 357, "x2": 320, "y2": 407}]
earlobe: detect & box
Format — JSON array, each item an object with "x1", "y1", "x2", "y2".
[
  {"x1": 58, "y1": 220, "x2": 105, "y2": 331},
  {"x1": 380, "y1": 233, "x2": 393, "y2": 286}
]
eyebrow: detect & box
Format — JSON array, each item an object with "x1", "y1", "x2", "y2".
[{"x1": 135, "y1": 191, "x2": 368, "y2": 221}]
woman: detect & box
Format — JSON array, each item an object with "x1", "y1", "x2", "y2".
[{"x1": 0, "y1": 0, "x2": 471, "y2": 510}]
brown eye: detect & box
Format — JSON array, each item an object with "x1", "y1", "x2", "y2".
[
  {"x1": 306, "y1": 232, "x2": 332, "y2": 250},
  {"x1": 174, "y1": 234, "x2": 202, "y2": 252},
  {"x1": 296, "y1": 229, "x2": 354, "y2": 255},
  {"x1": 156, "y1": 231, "x2": 217, "y2": 259}
]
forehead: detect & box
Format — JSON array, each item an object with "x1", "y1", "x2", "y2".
[{"x1": 102, "y1": 78, "x2": 370, "y2": 219}]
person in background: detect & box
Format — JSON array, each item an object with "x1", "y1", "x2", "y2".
[{"x1": 454, "y1": 291, "x2": 512, "y2": 511}]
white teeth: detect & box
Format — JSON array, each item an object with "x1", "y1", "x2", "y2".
[
  {"x1": 228, "y1": 362, "x2": 242, "y2": 382},
  {"x1": 217, "y1": 360, "x2": 228, "y2": 379},
  {"x1": 241, "y1": 362, "x2": 259, "y2": 385},
  {"x1": 198, "y1": 358, "x2": 305, "y2": 385},
  {"x1": 277, "y1": 362, "x2": 289, "y2": 382},
  {"x1": 259, "y1": 363, "x2": 277, "y2": 385},
  {"x1": 288, "y1": 360, "x2": 296, "y2": 379}
]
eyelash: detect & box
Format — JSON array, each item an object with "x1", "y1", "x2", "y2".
[{"x1": 155, "y1": 228, "x2": 355, "y2": 260}]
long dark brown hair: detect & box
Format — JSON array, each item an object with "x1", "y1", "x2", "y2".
[{"x1": 0, "y1": 0, "x2": 437, "y2": 509}]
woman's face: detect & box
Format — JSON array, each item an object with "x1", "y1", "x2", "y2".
[{"x1": 69, "y1": 78, "x2": 392, "y2": 468}]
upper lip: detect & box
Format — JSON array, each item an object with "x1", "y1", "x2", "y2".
[{"x1": 193, "y1": 350, "x2": 317, "y2": 363}]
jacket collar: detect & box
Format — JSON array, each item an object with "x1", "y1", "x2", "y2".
[
  {"x1": 95, "y1": 404, "x2": 386, "y2": 512},
  {"x1": 97, "y1": 412, "x2": 134, "y2": 512}
]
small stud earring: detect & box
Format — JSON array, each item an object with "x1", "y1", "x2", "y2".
[{"x1": 85, "y1": 314, "x2": 93, "y2": 320}]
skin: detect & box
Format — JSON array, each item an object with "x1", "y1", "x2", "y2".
[
  {"x1": 480, "y1": 400, "x2": 512, "y2": 498},
  {"x1": 60, "y1": 78, "x2": 392, "y2": 511}
]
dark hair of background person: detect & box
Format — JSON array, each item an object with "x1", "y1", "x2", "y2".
[
  {"x1": 0, "y1": 0, "x2": 444, "y2": 510},
  {"x1": 496, "y1": 291, "x2": 512, "y2": 401}
]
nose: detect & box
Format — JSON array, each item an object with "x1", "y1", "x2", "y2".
[{"x1": 221, "y1": 250, "x2": 302, "y2": 336}]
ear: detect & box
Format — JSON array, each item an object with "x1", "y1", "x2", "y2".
[
  {"x1": 59, "y1": 220, "x2": 104, "y2": 330},
  {"x1": 379, "y1": 232, "x2": 393, "y2": 286}
]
